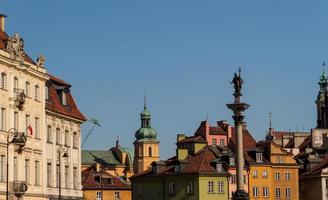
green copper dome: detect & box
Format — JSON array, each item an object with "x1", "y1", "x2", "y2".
[{"x1": 135, "y1": 96, "x2": 158, "y2": 141}]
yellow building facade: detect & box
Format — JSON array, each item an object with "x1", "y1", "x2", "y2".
[{"x1": 248, "y1": 142, "x2": 299, "y2": 200}]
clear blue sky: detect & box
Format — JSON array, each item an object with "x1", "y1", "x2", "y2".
[{"x1": 3, "y1": 1, "x2": 328, "y2": 159}]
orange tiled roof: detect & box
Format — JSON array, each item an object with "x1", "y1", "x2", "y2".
[{"x1": 82, "y1": 167, "x2": 131, "y2": 190}]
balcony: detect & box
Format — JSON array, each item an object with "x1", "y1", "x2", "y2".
[{"x1": 13, "y1": 181, "x2": 28, "y2": 196}]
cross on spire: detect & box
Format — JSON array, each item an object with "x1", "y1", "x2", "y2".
[
  {"x1": 269, "y1": 110, "x2": 272, "y2": 130},
  {"x1": 323, "y1": 62, "x2": 326, "y2": 74},
  {"x1": 144, "y1": 92, "x2": 147, "y2": 110}
]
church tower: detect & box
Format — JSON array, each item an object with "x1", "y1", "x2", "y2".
[
  {"x1": 133, "y1": 97, "x2": 160, "y2": 175},
  {"x1": 316, "y1": 63, "x2": 328, "y2": 128}
]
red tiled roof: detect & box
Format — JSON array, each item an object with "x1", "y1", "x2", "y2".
[
  {"x1": 82, "y1": 167, "x2": 131, "y2": 190},
  {"x1": 209, "y1": 127, "x2": 228, "y2": 135},
  {"x1": 46, "y1": 75, "x2": 86, "y2": 121},
  {"x1": 274, "y1": 131, "x2": 293, "y2": 139},
  {"x1": 298, "y1": 135, "x2": 312, "y2": 152},
  {"x1": 177, "y1": 135, "x2": 207, "y2": 144},
  {"x1": 230, "y1": 127, "x2": 257, "y2": 151}
]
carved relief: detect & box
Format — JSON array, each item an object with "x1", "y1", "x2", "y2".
[{"x1": 5, "y1": 33, "x2": 25, "y2": 61}]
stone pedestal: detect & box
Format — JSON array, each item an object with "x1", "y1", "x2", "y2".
[{"x1": 232, "y1": 190, "x2": 250, "y2": 200}]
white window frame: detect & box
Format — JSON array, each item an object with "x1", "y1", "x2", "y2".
[
  {"x1": 114, "y1": 191, "x2": 120, "y2": 200},
  {"x1": 263, "y1": 187, "x2": 269, "y2": 197},
  {"x1": 218, "y1": 181, "x2": 224, "y2": 193},
  {"x1": 275, "y1": 172, "x2": 281, "y2": 181},
  {"x1": 252, "y1": 187, "x2": 259, "y2": 197},
  {"x1": 262, "y1": 170, "x2": 268, "y2": 178},
  {"x1": 168, "y1": 182, "x2": 175, "y2": 196},
  {"x1": 253, "y1": 170, "x2": 258, "y2": 178},
  {"x1": 275, "y1": 188, "x2": 281, "y2": 198},
  {"x1": 0, "y1": 108, "x2": 6, "y2": 131},
  {"x1": 256, "y1": 153, "x2": 263, "y2": 163},
  {"x1": 286, "y1": 188, "x2": 291, "y2": 198},
  {"x1": 186, "y1": 180, "x2": 194, "y2": 194},
  {"x1": 208, "y1": 181, "x2": 214, "y2": 193},
  {"x1": 285, "y1": 172, "x2": 291, "y2": 181}
]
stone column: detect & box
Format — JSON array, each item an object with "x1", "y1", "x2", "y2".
[{"x1": 227, "y1": 69, "x2": 249, "y2": 200}]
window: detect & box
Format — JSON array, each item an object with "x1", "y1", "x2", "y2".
[
  {"x1": 252, "y1": 187, "x2": 259, "y2": 197},
  {"x1": 218, "y1": 181, "x2": 224, "y2": 193},
  {"x1": 256, "y1": 153, "x2": 263, "y2": 163},
  {"x1": 230, "y1": 157, "x2": 235, "y2": 166},
  {"x1": 275, "y1": 188, "x2": 281, "y2": 198},
  {"x1": 73, "y1": 132, "x2": 78, "y2": 148},
  {"x1": 96, "y1": 191, "x2": 102, "y2": 200},
  {"x1": 47, "y1": 126, "x2": 52, "y2": 143},
  {"x1": 65, "y1": 166, "x2": 69, "y2": 188},
  {"x1": 45, "y1": 86, "x2": 49, "y2": 100},
  {"x1": 0, "y1": 108, "x2": 6, "y2": 131},
  {"x1": 35, "y1": 161, "x2": 40, "y2": 185},
  {"x1": 56, "y1": 165, "x2": 60, "y2": 187},
  {"x1": 275, "y1": 172, "x2": 281, "y2": 181},
  {"x1": 13, "y1": 77, "x2": 18, "y2": 93},
  {"x1": 56, "y1": 128, "x2": 61, "y2": 144},
  {"x1": 1, "y1": 73, "x2": 6, "y2": 89},
  {"x1": 262, "y1": 170, "x2": 268, "y2": 178},
  {"x1": 168, "y1": 182, "x2": 175, "y2": 196},
  {"x1": 208, "y1": 181, "x2": 214, "y2": 193},
  {"x1": 326, "y1": 179, "x2": 328, "y2": 189},
  {"x1": 14, "y1": 111, "x2": 18, "y2": 130},
  {"x1": 0, "y1": 155, "x2": 5, "y2": 182},
  {"x1": 35, "y1": 85, "x2": 39, "y2": 100},
  {"x1": 114, "y1": 192, "x2": 120, "y2": 200},
  {"x1": 216, "y1": 163, "x2": 222, "y2": 173},
  {"x1": 174, "y1": 165, "x2": 180, "y2": 173},
  {"x1": 47, "y1": 163, "x2": 52, "y2": 187},
  {"x1": 286, "y1": 188, "x2": 291, "y2": 198},
  {"x1": 276, "y1": 156, "x2": 285, "y2": 164},
  {"x1": 65, "y1": 130, "x2": 69, "y2": 146},
  {"x1": 148, "y1": 147, "x2": 152, "y2": 157},
  {"x1": 35, "y1": 117, "x2": 40, "y2": 138},
  {"x1": 186, "y1": 181, "x2": 194, "y2": 194},
  {"x1": 285, "y1": 172, "x2": 291, "y2": 181},
  {"x1": 212, "y1": 138, "x2": 217, "y2": 145},
  {"x1": 25, "y1": 82, "x2": 30, "y2": 97},
  {"x1": 73, "y1": 167, "x2": 78, "y2": 189},
  {"x1": 220, "y1": 139, "x2": 225, "y2": 146},
  {"x1": 25, "y1": 114, "x2": 30, "y2": 135},
  {"x1": 25, "y1": 159, "x2": 30, "y2": 184},
  {"x1": 138, "y1": 184, "x2": 142, "y2": 196},
  {"x1": 253, "y1": 170, "x2": 258, "y2": 178},
  {"x1": 230, "y1": 174, "x2": 236, "y2": 183},
  {"x1": 263, "y1": 187, "x2": 269, "y2": 197},
  {"x1": 62, "y1": 91, "x2": 67, "y2": 105},
  {"x1": 14, "y1": 157, "x2": 17, "y2": 181}
]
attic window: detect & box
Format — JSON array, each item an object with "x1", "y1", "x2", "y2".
[
  {"x1": 45, "y1": 86, "x2": 49, "y2": 100},
  {"x1": 62, "y1": 91, "x2": 67, "y2": 105},
  {"x1": 174, "y1": 165, "x2": 180, "y2": 173},
  {"x1": 229, "y1": 157, "x2": 235, "y2": 166},
  {"x1": 216, "y1": 163, "x2": 222, "y2": 173},
  {"x1": 57, "y1": 88, "x2": 67, "y2": 106},
  {"x1": 256, "y1": 153, "x2": 263, "y2": 163}
]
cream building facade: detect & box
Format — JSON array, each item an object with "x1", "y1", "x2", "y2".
[{"x1": 0, "y1": 15, "x2": 85, "y2": 200}]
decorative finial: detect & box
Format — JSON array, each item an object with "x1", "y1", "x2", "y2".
[
  {"x1": 144, "y1": 92, "x2": 147, "y2": 110},
  {"x1": 116, "y1": 134, "x2": 119, "y2": 147},
  {"x1": 323, "y1": 62, "x2": 326, "y2": 74},
  {"x1": 269, "y1": 110, "x2": 272, "y2": 130},
  {"x1": 238, "y1": 66, "x2": 242, "y2": 76}
]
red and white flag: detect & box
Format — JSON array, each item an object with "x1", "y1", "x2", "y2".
[{"x1": 27, "y1": 125, "x2": 33, "y2": 136}]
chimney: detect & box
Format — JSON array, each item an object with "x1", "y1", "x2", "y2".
[{"x1": 0, "y1": 14, "x2": 7, "y2": 32}]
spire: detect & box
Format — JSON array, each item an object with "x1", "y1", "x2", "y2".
[
  {"x1": 144, "y1": 93, "x2": 147, "y2": 110},
  {"x1": 318, "y1": 62, "x2": 328, "y2": 95},
  {"x1": 269, "y1": 110, "x2": 272, "y2": 130},
  {"x1": 266, "y1": 110, "x2": 274, "y2": 141},
  {"x1": 323, "y1": 62, "x2": 326, "y2": 75}
]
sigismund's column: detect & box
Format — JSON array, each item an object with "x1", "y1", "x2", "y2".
[{"x1": 227, "y1": 68, "x2": 250, "y2": 200}]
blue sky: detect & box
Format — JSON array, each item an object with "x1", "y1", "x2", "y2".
[{"x1": 2, "y1": 1, "x2": 328, "y2": 159}]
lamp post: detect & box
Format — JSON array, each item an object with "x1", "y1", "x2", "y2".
[
  {"x1": 6, "y1": 128, "x2": 27, "y2": 200},
  {"x1": 226, "y1": 68, "x2": 250, "y2": 200},
  {"x1": 57, "y1": 147, "x2": 68, "y2": 200}
]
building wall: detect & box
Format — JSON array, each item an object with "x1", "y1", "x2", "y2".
[
  {"x1": 300, "y1": 177, "x2": 322, "y2": 200},
  {"x1": 228, "y1": 168, "x2": 249, "y2": 199},
  {"x1": 45, "y1": 112, "x2": 83, "y2": 199},
  {"x1": 83, "y1": 189, "x2": 131, "y2": 200},
  {"x1": 132, "y1": 175, "x2": 228, "y2": 200},
  {"x1": 133, "y1": 141, "x2": 159, "y2": 175},
  {"x1": 0, "y1": 49, "x2": 48, "y2": 199},
  {"x1": 249, "y1": 166, "x2": 273, "y2": 200}
]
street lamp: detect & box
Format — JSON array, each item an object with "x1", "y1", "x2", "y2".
[
  {"x1": 6, "y1": 128, "x2": 28, "y2": 200},
  {"x1": 57, "y1": 147, "x2": 68, "y2": 200}
]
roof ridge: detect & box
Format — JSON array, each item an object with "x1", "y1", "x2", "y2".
[{"x1": 198, "y1": 148, "x2": 209, "y2": 172}]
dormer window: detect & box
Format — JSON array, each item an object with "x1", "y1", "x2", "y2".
[
  {"x1": 216, "y1": 163, "x2": 223, "y2": 173},
  {"x1": 45, "y1": 86, "x2": 49, "y2": 100},
  {"x1": 62, "y1": 91, "x2": 67, "y2": 105},
  {"x1": 175, "y1": 165, "x2": 180, "y2": 173},
  {"x1": 256, "y1": 153, "x2": 263, "y2": 163},
  {"x1": 229, "y1": 157, "x2": 235, "y2": 166}
]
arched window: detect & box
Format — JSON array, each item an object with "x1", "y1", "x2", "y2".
[
  {"x1": 148, "y1": 147, "x2": 152, "y2": 157},
  {"x1": 1, "y1": 73, "x2": 6, "y2": 89},
  {"x1": 25, "y1": 81, "x2": 30, "y2": 97}
]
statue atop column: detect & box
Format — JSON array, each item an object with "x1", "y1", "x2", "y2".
[
  {"x1": 231, "y1": 67, "x2": 243, "y2": 98},
  {"x1": 5, "y1": 32, "x2": 25, "y2": 61}
]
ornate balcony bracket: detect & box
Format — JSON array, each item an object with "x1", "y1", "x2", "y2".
[
  {"x1": 13, "y1": 181, "x2": 28, "y2": 196},
  {"x1": 14, "y1": 89, "x2": 26, "y2": 111}
]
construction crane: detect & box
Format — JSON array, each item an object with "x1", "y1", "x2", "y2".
[{"x1": 82, "y1": 118, "x2": 101, "y2": 148}]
